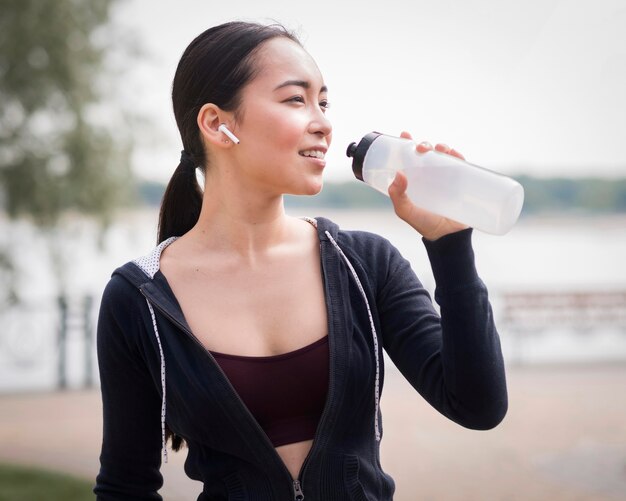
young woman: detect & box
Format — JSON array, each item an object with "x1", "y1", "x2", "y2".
[{"x1": 94, "y1": 21, "x2": 507, "y2": 501}]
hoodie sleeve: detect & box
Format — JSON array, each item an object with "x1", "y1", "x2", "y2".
[
  {"x1": 94, "y1": 274, "x2": 164, "y2": 500},
  {"x1": 377, "y1": 228, "x2": 508, "y2": 430}
]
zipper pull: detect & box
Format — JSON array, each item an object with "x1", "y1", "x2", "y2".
[{"x1": 293, "y1": 479, "x2": 304, "y2": 500}]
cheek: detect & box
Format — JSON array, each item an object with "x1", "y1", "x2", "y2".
[{"x1": 257, "y1": 107, "x2": 306, "y2": 146}]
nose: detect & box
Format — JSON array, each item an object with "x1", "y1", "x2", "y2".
[{"x1": 309, "y1": 107, "x2": 332, "y2": 139}]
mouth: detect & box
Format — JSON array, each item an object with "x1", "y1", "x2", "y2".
[{"x1": 299, "y1": 149, "x2": 326, "y2": 160}]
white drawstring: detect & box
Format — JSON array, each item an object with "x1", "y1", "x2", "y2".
[
  {"x1": 324, "y1": 230, "x2": 381, "y2": 442},
  {"x1": 144, "y1": 297, "x2": 168, "y2": 463},
  {"x1": 133, "y1": 237, "x2": 178, "y2": 464}
]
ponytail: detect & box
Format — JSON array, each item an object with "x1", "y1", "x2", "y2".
[{"x1": 157, "y1": 156, "x2": 203, "y2": 244}]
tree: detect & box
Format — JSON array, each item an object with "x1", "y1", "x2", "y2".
[{"x1": 0, "y1": 0, "x2": 137, "y2": 300}]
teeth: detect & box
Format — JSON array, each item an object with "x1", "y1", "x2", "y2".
[{"x1": 300, "y1": 150, "x2": 325, "y2": 159}]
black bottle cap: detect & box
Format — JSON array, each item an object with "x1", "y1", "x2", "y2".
[{"x1": 346, "y1": 132, "x2": 382, "y2": 181}]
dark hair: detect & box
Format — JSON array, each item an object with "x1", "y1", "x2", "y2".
[{"x1": 157, "y1": 21, "x2": 301, "y2": 244}]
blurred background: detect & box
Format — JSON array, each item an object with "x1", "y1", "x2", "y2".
[{"x1": 0, "y1": 0, "x2": 625, "y2": 499}]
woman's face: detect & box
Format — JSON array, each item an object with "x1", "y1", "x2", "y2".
[{"x1": 229, "y1": 37, "x2": 332, "y2": 196}]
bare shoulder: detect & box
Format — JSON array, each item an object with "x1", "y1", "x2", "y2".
[
  {"x1": 158, "y1": 234, "x2": 201, "y2": 280},
  {"x1": 288, "y1": 215, "x2": 319, "y2": 244}
]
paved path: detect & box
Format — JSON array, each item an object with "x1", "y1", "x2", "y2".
[{"x1": 1, "y1": 364, "x2": 625, "y2": 500}]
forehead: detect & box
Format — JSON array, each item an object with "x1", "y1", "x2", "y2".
[{"x1": 252, "y1": 38, "x2": 325, "y2": 91}]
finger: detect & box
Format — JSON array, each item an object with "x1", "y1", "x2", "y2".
[
  {"x1": 449, "y1": 148, "x2": 465, "y2": 160},
  {"x1": 416, "y1": 141, "x2": 433, "y2": 153},
  {"x1": 399, "y1": 131, "x2": 413, "y2": 140},
  {"x1": 435, "y1": 143, "x2": 451, "y2": 154}
]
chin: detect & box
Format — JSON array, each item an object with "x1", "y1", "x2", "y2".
[
  {"x1": 302, "y1": 179, "x2": 324, "y2": 196},
  {"x1": 286, "y1": 178, "x2": 324, "y2": 197}
]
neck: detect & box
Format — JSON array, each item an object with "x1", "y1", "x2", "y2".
[{"x1": 186, "y1": 173, "x2": 292, "y2": 260}]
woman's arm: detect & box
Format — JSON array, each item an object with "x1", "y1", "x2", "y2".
[
  {"x1": 94, "y1": 275, "x2": 164, "y2": 500},
  {"x1": 379, "y1": 187, "x2": 508, "y2": 429}
]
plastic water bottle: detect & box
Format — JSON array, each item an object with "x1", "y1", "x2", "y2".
[{"x1": 346, "y1": 132, "x2": 525, "y2": 235}]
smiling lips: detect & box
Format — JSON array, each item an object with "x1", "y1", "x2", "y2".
[{"x1": 299, "y1": 149, "x2": 326, "y2": 159}]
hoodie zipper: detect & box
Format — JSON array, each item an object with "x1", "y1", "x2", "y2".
[
  {"x1": 289, "y1": 241, "x2": 336, "y2": 497},
  {"x1": 293, "y1": 479, "x2": 305, "y2": 500},
  {"x1": 139, "y1": 282, "x2": 335, "y2": 500}
]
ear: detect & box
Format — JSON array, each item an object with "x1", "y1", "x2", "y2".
[{"x1": 197, "y1": 103, "x2": 236, "y2": 148}]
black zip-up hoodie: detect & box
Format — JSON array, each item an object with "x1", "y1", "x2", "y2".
[{"x1": 94, "y1": 217, "x2": 507, "y2": 500}]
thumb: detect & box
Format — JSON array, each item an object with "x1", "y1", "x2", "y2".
[{"x1": 388, "y1": 171, "x2": 412, "y2": 218}]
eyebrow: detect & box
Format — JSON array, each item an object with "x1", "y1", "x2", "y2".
[{"x1": 274, "y1": 79, "x2": 328, "y2": 93}]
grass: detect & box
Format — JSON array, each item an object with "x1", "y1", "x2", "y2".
[{"x1": 0, "y1": 462, "x2": 94, "y2": 501}]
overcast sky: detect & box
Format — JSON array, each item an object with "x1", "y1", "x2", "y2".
[{"x1": 113, "y1": 0, "x2": 626, "y2": 182}]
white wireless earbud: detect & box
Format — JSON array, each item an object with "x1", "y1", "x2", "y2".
[{"x1": 218, "y1": 123, "x2": 240, "y2": 144}]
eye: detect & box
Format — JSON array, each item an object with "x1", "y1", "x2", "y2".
[
  {"x1": 287, "y1": 96, "x2": 305, "y2": 104},
  {"x1": 319, "y1": 100, "x2": 331, "y2": 112}
]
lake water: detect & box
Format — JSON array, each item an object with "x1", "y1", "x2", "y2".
[{"x1": 1, "y1": 209, "x2": 625, "y2": 392}]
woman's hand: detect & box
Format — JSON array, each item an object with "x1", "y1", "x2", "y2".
[{"x1": 388, "y1": 131, "x2": 469, "y2": 241}]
